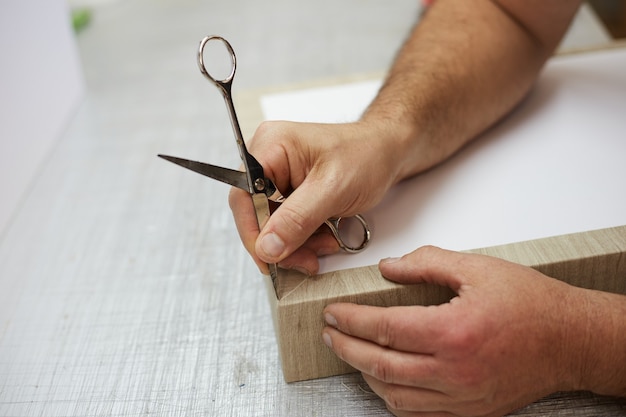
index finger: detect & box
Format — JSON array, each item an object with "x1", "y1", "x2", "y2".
[
  {"x1": 323, "y1": 302, "x2": 451, "y2": 354},
  {"x1": 228, "y1": 186, "x2": 269, "y2": 274}
]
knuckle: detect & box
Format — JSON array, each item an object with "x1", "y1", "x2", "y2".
[
  {"x1": 252, "y1": 120, "x2": 276, "y2": 142},
  {"x1": 381, "y1": 385, "x2": 405, "y2": 411},
  {"x1": 440, "y1": 324, "x2": 489, "y2": 390},
  {"x1": 445, "y1": 368, "x2": 489, "y2": 399},
  {"x1": 371, "y1": 353, "x2": 394, "y2": 384},
  {"x1": 420, "y1": 244, "x2": 439, "y2": 253},
  {"x1": 416, "y1": 244, "x2": 441, "y2": 259},
  {"x1": 252, "y1": 121, "x2": 294, "y2": 148},
  {"x1": 276, "y1": 203, "x2": 311, "y2": 237},
  {"x1": 338, "y1": 313, "x2": 354, "y2": 336},
  {"x1": 444, "y1": 319, "x2": 482, "y2": 353},
  {"x1": 375, "y1": 315, "x2": 395, "y2": 347},
  {"x1": 250, "y1": 122, "x2": 288, "y2": 161}
]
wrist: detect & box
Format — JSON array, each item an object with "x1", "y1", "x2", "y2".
[
  {"x1": 560, "y1": 287, "x2": 626, "y2": 396},
  {"x1": 356, "y1": 112, "x2": 435, "y2": 185}
]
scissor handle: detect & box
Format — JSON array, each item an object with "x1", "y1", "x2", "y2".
[
  {"x1": 324, "y1": 214, "x2": 371, "y2": 254},
  {"x1": 197, "y1": 35, "x2": 237, "y2": 92},
  {"x1": 197, "y1": 35, "x2": 266, "y2": 195}
]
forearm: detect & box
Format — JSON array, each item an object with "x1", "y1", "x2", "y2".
[{"x1": 362, "y1": 0, "x2": 581, "y2": 182}]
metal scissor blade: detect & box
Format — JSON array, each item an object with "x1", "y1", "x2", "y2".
[{"x1": 158, "y1": 154, "x2": 250, "y2": 193}]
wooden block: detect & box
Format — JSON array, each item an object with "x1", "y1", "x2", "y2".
[{"x1": 265, "y1": 225, "x2": 626, "y2": 382}]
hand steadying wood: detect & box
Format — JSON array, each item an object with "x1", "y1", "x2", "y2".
[{"x1": 322, "y1": 246, "x2": 626, "y2": 416}]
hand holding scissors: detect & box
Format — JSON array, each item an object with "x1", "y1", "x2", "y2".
[{"x1": 159, "y1": 36, "x2": 371, "y2": 290}]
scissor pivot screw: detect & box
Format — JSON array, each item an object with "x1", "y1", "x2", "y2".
[{"x1": 254, "y1": 178, "x2": 266, "y2": 192}]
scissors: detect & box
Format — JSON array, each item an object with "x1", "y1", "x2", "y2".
[{"x1": 158, "y1": 35, "x2": 371, "y2": 292}]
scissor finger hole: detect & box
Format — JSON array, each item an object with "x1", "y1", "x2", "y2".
[
  {"x1": 327, "y1": 215, "x2": 370, "y2": 253},
  {"x1": 198, "y1": 36, "x2": 236, "y2": 84}
]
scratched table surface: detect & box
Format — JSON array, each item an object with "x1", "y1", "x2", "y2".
[{"x1": 1, "y1": 1, "x2": 625, "y2": 416}]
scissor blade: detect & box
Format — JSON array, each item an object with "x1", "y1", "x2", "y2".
[{"x1": 158, "y1": 154, "x2": 250, "y2": 193}]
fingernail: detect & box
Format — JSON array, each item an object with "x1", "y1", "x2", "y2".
[
  {"x1": 259, "y1": 233, "x2": 285, "y2": 259},
  {"x1": 293, "y1": 266, "x2": 313, "y2": 277},
  {"x1": 317, "y1": 245, "x2": 340, "y2": 257},
  {"x1": 278, "y1": 262, "x2": 313, "y2": 277},
  {"x1": 322, "y1": 332, "x2": 333, "y2": 348},
  {"x1": 381, "y1": 257, "x2": 401, "y2": 264},
  {"x1": 324, "y1": 312, "x2": 338, "y2": 328}
]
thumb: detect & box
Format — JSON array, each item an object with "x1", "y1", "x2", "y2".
[
  {"x1": 255, "y1": 180, "x2": 335, "y2": 264},
  {"x1": 378, "y1": 245, "x2": 469, "y2": 293}
]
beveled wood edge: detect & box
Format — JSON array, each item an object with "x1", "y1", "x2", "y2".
[
  {"x1": 274, "y1": 225, "x2": 626, "y2": 306},
  {"x1": 467, "y1": 225, "x2": 626, "y2": 294}
]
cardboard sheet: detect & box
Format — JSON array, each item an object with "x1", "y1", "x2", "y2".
[{"x1": 261, "y1": 48, "x2": 626, "y2": 274}]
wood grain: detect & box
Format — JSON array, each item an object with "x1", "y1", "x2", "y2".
[{"x1": 267, "y1": 225, "x2": 626, "y2": 382}]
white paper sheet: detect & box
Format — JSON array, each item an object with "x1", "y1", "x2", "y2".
[{"x1": 261, "y1": 48, "x2": 626, "y2": 274}]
